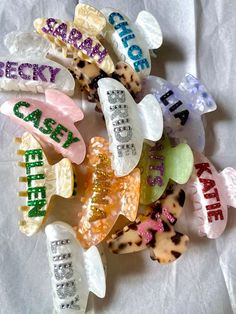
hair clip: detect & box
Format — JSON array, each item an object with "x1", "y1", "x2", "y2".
[
  {"x1": 16, "y1": 133, "x2": 74, "y2": 236},
  {"x1": 77, "y1": 137, "x2": 140, "y2": 248},
  {"x1": 97, "y1": 77, "x2": 163, "y2": 176},
  {"x1": 138, "y1": 74, "x2": 217, "y2": 152},
  {"x1": 139, "y1": 134, "x2": 193, "y2": 204},
  {"x1": 0, "y1": 89, "x2": 86, "y2": 165},
  {"x1": 187, "y1": 152, "x2": 236, "y2": 238},
  {"x1": 45, "y1": 222, "x2": 106, "y2": 313},
  {"x1": 34, "y1": 4, "x2": 114, "y2": 74},
  {"x1": 71, "y1": 59, "x2": 141, "y2": 106},
  {"x1": 0, "y1": 31, "x2": 74, "y2": 95},
  {"x1": 107, "y1": 185, "x2": 189, "y2": 263},
  {"x1": 101, "y1": 8, "x2": 163, "y2": 77}
]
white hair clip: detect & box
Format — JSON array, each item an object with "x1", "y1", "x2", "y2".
[
  {"x1": 101, "y1": 8, "x2": 163, "y2": 78},
  {"x1": 45, "y1": 222, "x2": 106, "y2": 313},
  {"x1": 0, "y1": 31, "x2": 75, "y2": 95},
  {"x1": 98, "y1": 77, "x2": 163, "y2": 176}
]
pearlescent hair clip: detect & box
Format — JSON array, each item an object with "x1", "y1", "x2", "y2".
[
  {"x1": 138, "y1": 74, "x2": 217, "y2": 151},
  {"x1": 0, "y1": 32, "x2": 75, "y2": 95},
  {"x1": 17, "y1": 133, "x2": 74, "y2": 236},
  {"x1": 98, "y1": 78, "x2": 163, "y2": 176},
  {"x1": 77, "y1": 137, "x2": 140, "y2": 248},
  {"x1": 101, "y1": 8, "x2": 163, "y2": 77},
  {"x1": 0, "y1": 89, "x2": 86, "y2": 165},
  {"x1": 34, "y1": 4, "x2": 114, "y2": 74},
  {"x1": 139, "y1": 134, "x2": 193, "y2": 204},
  {"x1": 45, "y1": 222, "x2": 106, "y2": 314},
  {"x1": 108, "y1": 185, "x2": 189, "y2": 263},
  {"x1": 187, "y1": 152, "x2": 236, "y2": 239},
  {"x1": 71, "y1": 59, "x2": 141, "y2": 106}
]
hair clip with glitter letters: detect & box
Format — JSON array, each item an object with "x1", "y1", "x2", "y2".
[
  {"x1": 98, "y1": 78, "x2": 163, "y2": 177},
  {"x1": 34, "y1": 4, "x2": 114, "y2": 74},
  {"x1": 17, "y1": 133, "x2": 74, "y2": 236},
  {"x1": 45, "y1": 222, "x2": 106, "y2": 314},
  {"x1": 101, "y1": 8, "x2": 163, "y2": 78},
  {"x1": 187, "y1": 152, "x2": 236, "y2": 238},
  {"x1": 108, "y1": 185, "x2": 189, "y2": 263},
  {"x1": 138, "y1": 74, "x2": 217, "y2": 152},
  {"x1": 77, "y1": 137, "x2": 140, "y2": 249},
  {"x1": 139, "y1": 134, "x2": 193, "y2": 204},
  {"x1": 0, "y1": 89, "x2": 86, "y2": 165},
  {"x1": 0, "y1": 31, "x2": 75, "y2": 95}
]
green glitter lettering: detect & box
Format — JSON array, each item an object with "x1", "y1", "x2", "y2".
[
  {"x1": 13, "y1": 101, "x2": 30, "y2": 119},
  {"x1": 27, "y1": 174, "x2": 45, "y2": 187},
  {"x1": 39, "y1": 118, "x2": 57, "y2": 134},
  {"x1": 63, "y1": 131, "x2": 79, "y2": 148},
  {"x1": 25, "y1": 149, "x2": 43, "y2": 162},
  {"x1": 50, "y1": 124, "x2": 68, "y2": 143},
  {"x1": 24, "y1": 109, "x2": 42, "y2": 128},
  {"x1": 26, "y1": 161, "x2": 44, "y2": 175},
  {"x1": 27, "y1": 199, "x2": 47, "y2": 217},
  {"x1": 28, "y1": 186, "x2": 46, "y2": 200}
]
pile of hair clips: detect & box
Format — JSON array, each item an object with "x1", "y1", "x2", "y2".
[{"x1": 1, "y1": 3, "x2": 236, "y2": 313}]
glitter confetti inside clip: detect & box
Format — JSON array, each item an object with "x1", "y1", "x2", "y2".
[
  {"x1": 101, "y1": 8, "x2": 163, "y2": 78},
  {"x1": 98, "y1": 77, "x2": 163, "y2": 177},
  {"x1": 107, "y1": 185, "x2": 189, "y2": 264},
  {"x1": 17, "y1": 133, "x2": 74, "y2": 236},
  {"x1": 139, "y1": 133, "x2": 193, "y2": 204},
  {"x1": 187, "y1": 152, "x2": 236, "y2": 238},
  {"x1": 46, "y1": 222, "x2": 106, "y2": 314},
  {"x1": 0, "y1": 89, "x2": 86, "y2": 165},
  {"x1": 77, "y1": 137, "x2": 140, "y2": 249},
  {"x1": 0, "y1": 31, "x2": 75, "y2": 95},
  {"x1": 34, "y1": 3, "x2": 115, "y2": 74},
  {"x1": 138, "y1": 74, "x2": 217, "y2": 152}
]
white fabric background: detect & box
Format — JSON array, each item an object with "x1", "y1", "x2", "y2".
[{"x1": 0, "y1": 0, "x2": 236, "y2": 313}]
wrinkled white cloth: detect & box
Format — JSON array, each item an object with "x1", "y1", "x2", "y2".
[{"x1": 0, "y1": 0, "x2": 236, "y2": 313}]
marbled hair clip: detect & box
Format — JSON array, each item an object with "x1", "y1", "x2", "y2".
[
  {"x1": 108, "y1": 185, "x2": 189, "y2": 263},
  {"x1": 71, "y1": 59, "x2": 141, "y2": 106},
  {"x1": 101, "y1": 8, "x2": 163, "y2": 78},
  {"x1": 139, "y1": 134, "x2": 193, "y2": 204},
  {"x1": 77, "y1": 137, "x2": 140, "y2": 248},
  {"x1": 16, "y1": 133, "x2": 74, "y2": 236},
  {"x1": 98, "y1": 78, "x2": 163, "y2": 176},
  {"x1": 45, "y1": 222, "x2": 106, "y2": 314},
  {"x1": 0, "y1": 89, "x2": 86, "y2": 164},
  {"x1": 0, "y1": 32, "x2": 74, "y2": 95},
  {"x1": 187, "y1": 152, "x2": 236, "y2": 238},
  {"x1": 138, "y1": 74, "x2": 217, "y2": 151},
  {"x1": 34, "y1": 4, "x2": 114, "y2": 74}
]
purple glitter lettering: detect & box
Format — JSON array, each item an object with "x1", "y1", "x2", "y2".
[
  {"x1": 78, "y1": 38, "x2": 93, "y2": 56},
  {"x1": 48, "y1": 66, "x2": 61, "y2": 83},
  {"x1": 33, "y1": 64, "x2": 47, "y2": 82},
  {"x1": 0, "y1": 62, "x2": 4, "y2": 77},
  {"x1": 42, "y1": 18, "x2": 57, "y2": 35},
  {"x1": 6, "y1": 61, "x2": 18, "y2": 79},
  {"x1": 67, "y1": 28, "x2": 82, "y2": 49},
  {"x1": 90, "y1": 43, "x2": 107, "y2": 63},
  {"x1": 18, "y1": 63, "x2": 32, "y2": 80},
  {"x1": 53, "y1": 23, "x2": 67, "y2": 41}
]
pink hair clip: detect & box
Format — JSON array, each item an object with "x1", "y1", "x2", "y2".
[{"x1": 0, "y1": 89, "x2": 86, "y2": 165}]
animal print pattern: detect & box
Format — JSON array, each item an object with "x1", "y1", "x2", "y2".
[
  {"x1": 71, "y1": 59, "x2": 141, "y2": 109},
  {"x1": 107, "y1": 185, "x2": 189, "y2": 264}
]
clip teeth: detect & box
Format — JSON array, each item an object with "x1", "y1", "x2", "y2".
[
  {"x1": 19, "y1": 177, "x2": 27, "y2": 183},
  {"x1": 15, "y1": 137, "x2": 22, "y2": 144},
  {"x1": 19, "y1": 206, "x2": 29, "y2": 212},
  {"x1": 19, "y1": 220, "x2": 27, "y2": 226},
  {"x1": 17, "y1": 149, "x2": 25, "y2": 156},
  {"x1": 18, "y1": 162, "x2": 26, "y2": 168},
  {"x1": 18, "y1": 191, "x2": 28, "y2": 197}
]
